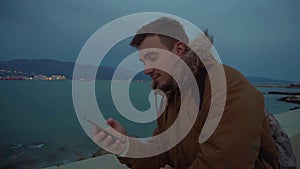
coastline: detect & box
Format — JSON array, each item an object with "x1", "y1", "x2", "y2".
[{"x1": 253, "y1": 84, "x2": 300, "y2": 89}]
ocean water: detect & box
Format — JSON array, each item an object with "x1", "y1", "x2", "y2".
[
  {"x1": 0, "y1": 80, "x2": 156, "y2": 169},
  {"x1": 0, "y1": 81, "x2": 299, "y2": 169}
]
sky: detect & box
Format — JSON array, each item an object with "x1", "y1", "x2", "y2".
[{"x1": 0, "y1": 0, "x2": 299, "y2": 81}]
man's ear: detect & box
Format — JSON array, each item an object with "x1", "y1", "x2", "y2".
[{"x1": 172, "y1": 41, "x2": 186, "y2": 57}]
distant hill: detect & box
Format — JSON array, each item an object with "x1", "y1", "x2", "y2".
[
  {"x1": 0, "y1": 59, "x2": 74, "y2": 78},
  {"x1": 246, "y1": 76, "x2": 298, "y2": 85},
  {"x1": 1, "y1": 59, "x2": 297, "y2": 84},
  {"x1": 0, "y1": 59, "x2": 149, "y2": 80}
]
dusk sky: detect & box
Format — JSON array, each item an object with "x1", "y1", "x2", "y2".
[{"x1": 0, "y1": 0, "x2": 299, "y2": 81}]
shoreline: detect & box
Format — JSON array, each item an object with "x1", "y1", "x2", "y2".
[{"x1": 254, "y1": 84, "x2": 300, "y2": 89}]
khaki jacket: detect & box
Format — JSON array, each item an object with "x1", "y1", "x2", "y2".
[{"x1": 119, "y1": 65, "x2": 279, "y2": 169}]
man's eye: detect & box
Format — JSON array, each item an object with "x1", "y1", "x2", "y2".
[
  {"x1": 148, "y1": 54, "x2": 158, "y2": 61},
  {"x1": 145, "y1": 52, "x2": 158, "y2": 61}
]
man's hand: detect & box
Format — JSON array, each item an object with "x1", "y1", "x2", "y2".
[
  {"x1": 92, "y1": 118, "x2": 128, "y2": 155},
  {"x1": 160, "y1": 164, "x2": 174, "y2": 169}
]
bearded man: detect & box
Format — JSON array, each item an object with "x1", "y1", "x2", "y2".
[{"x1": 93, "y1": 17, "x2": 279, "y2": 169}]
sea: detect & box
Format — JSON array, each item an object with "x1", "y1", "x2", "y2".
[{"x1": 0, "y1": 80, "x2": 299, "y2": 169}]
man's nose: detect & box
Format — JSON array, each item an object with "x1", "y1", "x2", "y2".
[{"x1": 144, "y1": 68, "x2": 154, "y2": 75}]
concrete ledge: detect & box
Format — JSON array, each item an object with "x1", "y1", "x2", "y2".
[
  {"x1": 290, "y1": 133, "x2": 300, "y2": 169},
  {"x1": 275, "y1": 109, "x2": 300, "y2": 137},
  {"x1": 275, "y1": 109, "x2": 300, "y2": 169},
  {"x1": 43, "y1": 154, "x2": 128, "y2": 169}
]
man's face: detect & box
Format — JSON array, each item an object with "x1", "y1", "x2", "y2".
[{"x1": 139, "y1": 35, "x2": 177, "y2": 91}]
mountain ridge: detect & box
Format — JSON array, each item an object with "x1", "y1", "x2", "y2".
[
  {"x1": 0, "y1": 59, "x2": 298, "y2": 84},
  {"x1": 0, "y1": 59, "x2": 148, "y2": 80}
]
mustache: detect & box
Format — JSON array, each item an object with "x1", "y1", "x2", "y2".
[{"x1": 151, "y1": 78, "x2": 177, "y2": 92}]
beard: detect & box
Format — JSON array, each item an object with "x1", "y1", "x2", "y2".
[{"x1": 152, "y1": 78, "x2": 177, "y2": 92}]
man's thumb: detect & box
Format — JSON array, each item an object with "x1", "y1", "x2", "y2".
[{"x1": 106, "y1": 118, "x2": 115, "y2": 127}]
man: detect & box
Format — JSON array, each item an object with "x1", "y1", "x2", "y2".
[{"x1": 93, "y1": 17, "x2": 279, "y2": 169}]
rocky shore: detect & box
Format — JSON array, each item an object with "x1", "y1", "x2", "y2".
[
  {"x1": 268, "y1": 91, "x2": 300, "y2": 95},
  {"x1": 267, "y1": 91, "x2": 300, "y2": 105},
  {"x1": 278, "y1": 96, "x2": 300, "y2": 104}
]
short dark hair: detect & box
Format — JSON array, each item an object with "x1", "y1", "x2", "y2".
[
  {"x1": 130, "y1": 33, "x2": 179, "y2": 50},
  {"x1": 130, "y1": 17, "x2": 189, "y2": 50},
  {"x1": 130, "y1": 17, "x2": 215, "y2": 51}
]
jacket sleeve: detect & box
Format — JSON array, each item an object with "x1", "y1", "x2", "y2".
[
  {"x1": 117, "y1": 128, "x2": 164, "y2": 169},
  {"x1": 186, "y1": 74, "x2": 279, "y2": 169}
]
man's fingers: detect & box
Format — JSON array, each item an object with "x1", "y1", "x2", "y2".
[
  {"x1": 94, "y1": 131, "x2": 106, "y2": 143},
  {"x1": 105, "y1": 127, "x2": 125, "y2": 141},
  {"x1": 102, "y1": 135, "x2": 113, "y2": 147},
  {"x1": 93, "y1": 126, "x2": 99, "y2": 135},
  {"x1": 109, "y1": 139, "x2": 121, "y2": 153},
  {"x1": 93, "y1": 127, "x2": 125, "y2": 144},
  {"x1": 104, "y1": 139, "x2": 126, "y2": 155},
  {"x1": 115, "y1": 140, "x2": 127, "y2": 154},
  {"x1": 110, "y1": 139, "x2": 127, "y2": 155},
  {"x1": 90, "y1": 118, "x2": 128, "y2": 155},
  {"x1": 94, "y1": 132, "x2": 128, "y2": 155}
]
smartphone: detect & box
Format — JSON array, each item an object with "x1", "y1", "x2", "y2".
[{"x1": 84, "y1": 117, "x2": 126, "y2": 144}]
